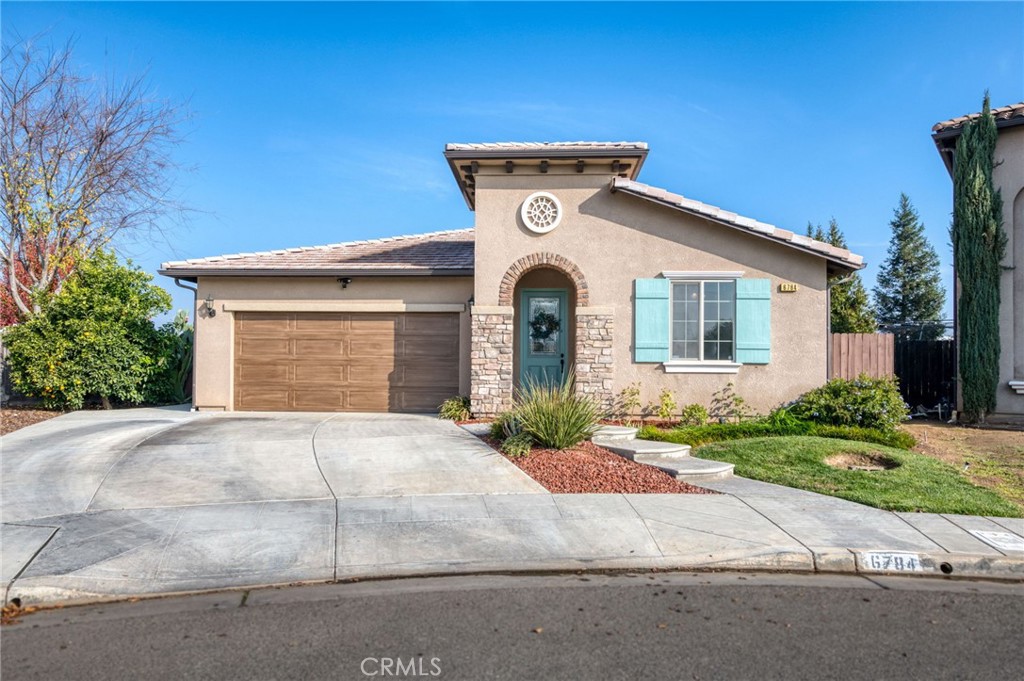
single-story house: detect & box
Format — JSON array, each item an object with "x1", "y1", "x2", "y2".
[
  {"x1": 932, "y1": 102, "x2": 1024, "y2": 422},
  {"x1": 159, "y1": 142, "x2": 864, "y2": 416}
]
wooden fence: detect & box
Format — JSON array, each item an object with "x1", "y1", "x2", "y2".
[{"x1": 829, "y1": 333, "x2": 895, "y2": 380}]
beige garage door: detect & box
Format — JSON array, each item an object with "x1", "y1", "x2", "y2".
[{"x1": 234, "y1": 312, "x2": 459, "y2": 412}]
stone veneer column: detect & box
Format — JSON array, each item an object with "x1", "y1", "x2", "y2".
[
  {"x1": 470, "y1": 306, "x2": 514, "y2": 417},
  {"x1": 574, "y1": 307, "x2": 615, "y2": 412}
]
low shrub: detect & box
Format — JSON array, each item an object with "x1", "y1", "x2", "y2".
[
  {"x1": 514, "y1": 369, "x2": 600, "y2": 450},
  {"x1": 438, "y1": 395, "x2": 472, "y2": 421},
  {"x1": 616, "y1": 382, "x2": 642, "y2": 423},
  {"x1": 790, "y1": 374, "x2": 908, "y2": 432},
  {"x1": 500, "y1": 431, "x2": 534, "y2": 458},
  {"x1": 489, "y1": 411, "x2": 523, "y2": 441},
  {"x1": 657, "y1": 388, "x2": 678, "y2": 421},
  {"x1": 810, "y1": 424, "x2": 916, "y2": 450},
  {"x1": 679, "y1": 403, "x2": 709, "y2": 427},
  {"x1": 144, "y1": 311, "x2": 193, "y2": 405}
]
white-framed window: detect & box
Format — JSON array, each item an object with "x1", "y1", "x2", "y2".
[
  {"x1": 671, "y1": 279, "x2": 736, "y2": 362},
  {"x1": 663, "y1": 271, "x2": 742, "y2": 373}
]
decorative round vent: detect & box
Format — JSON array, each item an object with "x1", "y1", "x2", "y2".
[{"x1": 521, "y1": 192, "x2": 563, "y2": 234}]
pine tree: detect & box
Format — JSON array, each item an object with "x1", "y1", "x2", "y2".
[
  {"x1": 873, "y1": 194, "x2": 946, "y2": 336},
  {"x1": 808, "y1": 219, "x2": 877, "y2": 333},
  {"x1": 952, "y1": 94, "x2": 1007, "y2": 422}
]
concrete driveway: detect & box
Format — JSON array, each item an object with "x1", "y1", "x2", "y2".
[
  {"x1": 4, "y1": 409, "x2": 1021, "y2": 606},
  {"x1": 1, "y1": 408, "x2": 543, "y2": 601}
]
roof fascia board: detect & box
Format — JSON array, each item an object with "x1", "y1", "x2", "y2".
[
  {"x1": 444, "y1": 147, "x2": 649, "y2": 210},
  {"x1": 931, "y1": 116, "x2": 1024, "y2": 178},
  {"x1": 157, "y1": 268, "x2": 474, "y2": 278}
]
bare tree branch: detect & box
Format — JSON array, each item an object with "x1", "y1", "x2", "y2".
[{"x1": 1, "y1": 33, "x2": 187, "y2": 321}]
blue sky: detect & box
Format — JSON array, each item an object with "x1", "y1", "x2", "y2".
[{"x1": 4, "y1": 1, "x2": 1022, "y2": 319}]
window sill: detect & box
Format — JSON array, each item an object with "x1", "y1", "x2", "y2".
[{"x1": 663, "y1": 361, "x2": 741, "y2": 374}]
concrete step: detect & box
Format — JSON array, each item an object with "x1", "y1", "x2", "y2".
[
  {"x1": 591, "y1": 436, "x2": 690, "y2": 460},
  {"x1": 591, "y1": 425, "x2": 639, "y2": 441},
  {"x1": 637, "y1": 456, "x2": 735, "y2": 482}
]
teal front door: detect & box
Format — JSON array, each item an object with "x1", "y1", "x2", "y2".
[{"x1": 519, "y1": 289, "x2": 568, "y2": 388}]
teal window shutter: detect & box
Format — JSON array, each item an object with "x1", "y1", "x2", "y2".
[
  {"x1": 634, "y1": 278, "x2": 669, "y2": 363},
  {"x1": 736, "y1": 278, "x2": 771, "y2": 364}
]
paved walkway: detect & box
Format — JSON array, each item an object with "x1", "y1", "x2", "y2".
[{"x1": 1, "y1": 411, "x2": 1022, "y2": 605}]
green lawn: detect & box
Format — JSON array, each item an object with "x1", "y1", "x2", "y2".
[{"x1": 692, "y1": 436, "x2": 1022, "y2": 517}]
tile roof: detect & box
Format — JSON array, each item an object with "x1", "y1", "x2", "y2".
[
  {"x1": 445, "y1": 141, "x2": 648, "y2": 152},
  {"x1": 159, "y1": 229, "x2": 474, "y2": 275},
  {"x1": 610, "y1": 178, "x2": 864, "y2": 270},
  {"x1": 932, "y1": 102, "x2": 1024, "y2": 135}
]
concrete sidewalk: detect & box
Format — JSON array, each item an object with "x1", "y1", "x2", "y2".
[{"x1": 2, "y1": 411, "x2": 1022, "y2": 605}]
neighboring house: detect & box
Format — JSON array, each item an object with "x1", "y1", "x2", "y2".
[
  {"x1": 160, "y1": 142, "x2": 863, "y2": 416},
  {"x1": 932, "y1": 103, "x2": 1024, "y2": 422}
]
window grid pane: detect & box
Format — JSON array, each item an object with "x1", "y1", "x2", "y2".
[
  {"x1": 670, "y1": 282, "x2": 700, "y2": 359},
  {"x1": 670, "y1": 279, "x2": 736, "y2": 363}
]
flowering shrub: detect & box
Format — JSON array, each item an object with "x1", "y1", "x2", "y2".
[{"x1": 790, "y1": 375, "x2": 908, "y2": 432}]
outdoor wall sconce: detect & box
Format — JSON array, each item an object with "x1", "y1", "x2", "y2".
[
  {"x1": 338, "y1": 277, "x2": 352, "y2": 289},
  {"x1": 203, "y1": 294, "x2": 217, "y2": 317}
]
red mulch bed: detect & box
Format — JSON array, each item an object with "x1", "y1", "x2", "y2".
[
  {"x1": 1, "y1": 407, "x2": 62, "y2": 436},
  {"x1": 481, "y1": 436, "x2": 715, "y2": 495}
]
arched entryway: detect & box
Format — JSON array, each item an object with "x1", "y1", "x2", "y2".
[
  {"x1": 470, "y1": 252, "x2": 613, "y2": 417},
  {"x1": 513, "y1": 267, "x2": 577, "y2": 390}
]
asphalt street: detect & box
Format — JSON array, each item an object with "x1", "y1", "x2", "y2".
[{"x1": 2, "y1": 572, "x2": 1022, "y2": 681}]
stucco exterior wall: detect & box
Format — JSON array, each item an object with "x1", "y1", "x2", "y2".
[
  {"x1": 192, "y1": 276, "x2": 473, "y2": 411},
  {"x1": 993, "y1": 126, "x2": 1024, "y2": 417},
  {"x1": 472, "y1": 172, "x2": 830, "y2": 414}
]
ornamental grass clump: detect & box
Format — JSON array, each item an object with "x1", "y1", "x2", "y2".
[
  {"x1": 513, "y1": 369, "x2": 601, "y2": 450},
  {"x1": 437, "y1": 395, "x2": 472, "y2": 421}
]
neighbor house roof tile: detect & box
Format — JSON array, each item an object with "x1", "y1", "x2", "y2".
[{"x1": 932, "y1": 102, "x2": 1024, "y2": 135}]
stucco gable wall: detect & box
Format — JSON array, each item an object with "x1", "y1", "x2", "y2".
[
  {"x1": 192, "y1": 276, "x2": 473, "y2": 411},
  {"x1": 472, "y1": 174, "x2": 829, "y2": 413}
]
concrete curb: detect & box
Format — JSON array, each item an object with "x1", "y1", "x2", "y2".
[{"x1": 8, "y1": 548, "x2": 1022, "y2": 608}]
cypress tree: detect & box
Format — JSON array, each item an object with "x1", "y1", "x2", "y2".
[
  {"x1": 873, "y1": 194, "x2": 946, "y2": 336},
  {"x1": 808, "y1": 219, "x2": 877, "y2": 333},
  {"x1": 952, "y1": 94, "x2": 1007, "y2": 422}
]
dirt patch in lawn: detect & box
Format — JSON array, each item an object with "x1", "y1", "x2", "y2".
[
  {"x1": 1, "y1": 407, "x2": 62, "y2": 436},
  {"x1": 903, "y1": 421, "x2": 1024, "y2": 511},
  {"x1": 825, "y1": 451, "x2": 900, "y2": 471},
  {"x1": 480, "y1": 436, "x2": 716, "y2": 495}
]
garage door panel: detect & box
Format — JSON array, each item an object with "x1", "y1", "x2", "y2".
[
  {"x1": 398, "y1": 338, "x2": 459, "y2": 359},
  {"x1": 294, "y1": 313, "x2": 347, "y2": 333},
  {"x1": 349, "y1": 315, "x2": 398, "y2": 333},
  {"x1": 237, "y1": 314, "x2": 293, "y2": 332},
  {"x1": 235, "y1": 312, "x2": 459, "y2": 413},
  {"x1": 237, "y1": 364, "x2": 290, "y2": 383},
  {"x1": 400, "y1": 314, "x2": 459, "y2": 334},
  {"x1": 293, "y1": 338, "x2": 346, "y2": 357},
  {"x1": 236, "y1": 388, "x2": 292, "y2": 411},
  {"x1": 238, "y1": 337, "x2": 292, "y2": 357},
  {"x1": 349, "y1": 338, "x2": 393, "y2": 357},
  {"x1": 395, "y1": 389, "x2": 454, "y2": 412},
  {"x1": 292, "y1": 389, "x2": 346, "y2": 410},
  {"x1": 348, "y1": 390, "x2": 391, "y2": 412},
  {"x1": 395, "y1": 363, "x2": 459, "y2": 387},
  {"x1": 294, "y1": 364, "x2": 347, "y2": 383},
  {"x1": 348, "y1": 363, "x2": 393, "y2": 384}
]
